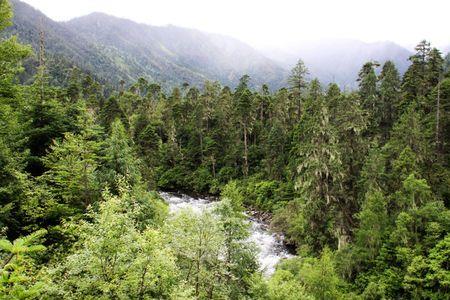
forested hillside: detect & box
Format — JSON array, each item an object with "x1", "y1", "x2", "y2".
[
  {"x1": 1, "y1": 0, "x2": 450, "y2": 298},
  {"x1": 5, "y1": 0, "x2": 286, "y2": 89},
  {"x1": 5, "y1": 0, "x2": 423, "y2": 91}
]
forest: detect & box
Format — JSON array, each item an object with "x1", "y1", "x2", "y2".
[{"x1": 1, "y1": 0, "x2": 450, "y2": 298}]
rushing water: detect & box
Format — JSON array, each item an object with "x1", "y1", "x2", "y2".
[{"x1": 159, "y1": 192, "x2": 293, "y2": 276}]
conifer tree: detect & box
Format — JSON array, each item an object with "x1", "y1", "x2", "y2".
[
  {"x1": 103, "y1": 118, "x2": 141, "y2": 191},
  {"x1": 379, "y1": 61, "x2": 401, "y2": 139},
  {"x1": 234, "y1": 75, "x2": 254, "y2": 177},
  {"x1": 0, "y1": 1, "x2": 32, "y2": 238},
  {"x1": 42, "y1": 105, "x2": 103, "y2": 208},
  {"x1": 288, "y1": 59, "x2": 309, "y2": 118},
  {"x1": 331, "y1": 92, "x2": 367, "y2": 242},
  {"x1": 427, "y1": 48, "x2": 444, "y2": 88},
  {"x1": 0, "y1": 229, "x2": 47, "y2": 298},
  {"x1": 357, "y1": 61, "x2": 380, "y2": 133},
  {"x1": 291, "y1": 79, "x2": 344, "y2": 252},
  {"x1": 402, "y1": 40, "x2": 432, "y2": 102}
]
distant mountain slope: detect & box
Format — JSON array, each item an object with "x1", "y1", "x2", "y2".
[
  {"x1": 65, "y1": 12, "x2": 287, "y2": 89},
  {"x1": 5, "y1": 1, "x2": 428, "y2": 90},
  {"x1": 262, "y1": 39, "x2": 413, "y2": 89},
  {"x1": 5, "y1": 0, "x2": 287, "y2": 89},
  {"x1": 5, "y1": 0, "x2": 129, "y2": 84}
]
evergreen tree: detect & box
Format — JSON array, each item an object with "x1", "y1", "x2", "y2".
[
  {"x1": 331, "y1": 92, "x2": 367, "y2": 245},
  {"x1": 402, "y1": 40, "x2": 432, "y2": 103},
  {"x1": 357, "y1": 61, "x2": 380, "y2": 133},
  {"x1": 42, "y1": 106, "x2": 103, "y2": 208},
  {"x1": 288, "y1": 59, "x2": 309, "y2": 118},
  {"x1": 234, "y1": 75, "x2": 255, "y2": 177},
  {"x1": 0, "y1": 229, "x2": 47, "y2": 298},
  {"x1": 290, "y1": 79, "x2": 344, "y2": 252},
  {"x1": 102, "y1": 118, "x2": 141, "y2": 191},
  {"x1": 379, "y1": 60, "x2": 401, "y2": 140},
  {"x1": 0, "y1": 1, "x2": 32, "y2": 238}
]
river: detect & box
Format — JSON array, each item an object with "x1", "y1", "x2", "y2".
[{"x1": 159, "y1": 192, "x2": 293, "y2": 276}]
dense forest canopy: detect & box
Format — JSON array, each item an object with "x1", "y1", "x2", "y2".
[{"x1": 1, "y1": 0, "x2": 450, "y2": 298}]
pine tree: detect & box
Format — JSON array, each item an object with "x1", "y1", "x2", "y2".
[
  {"x1": 355, "y1": 189, "x2": 388, "y2": 261},
  {"x1": 357, "y1": 61, "x2": 380, "y2": 133},
  {"x1": 0, "y1": 0, "x2": 31, "y2": 98},
  {"x1": 427, "y1": 48, "x2": 444, "y2": 88},
  {"x1": 288, "y1": 59, "x2": 309, "y2": 119},
  {"x1": 42, "y1": 106, "x2": 103, "y2": 208},
  {"x1": 331, "y1": 92, "x2": 367, "y2": 244},
  {"x1": 103, "y1": 118, "x2": 142, "y2": 191},
  {"x1": 234, "y1": 75, "x2": 255, "y2": 177},
  {"x1": 291, "y1": 79, "x2": 344, "y2": 252},
  {"x1": 0, "y1": 229, "x2": 46, "y2": 298},
  {"x1": 387, "y1": 103, "x2": 429, "y2": 169},
  {"x1": 0, "y1": 1, "x2": 32, "y2": 238},
  {"x1": 379, "y1": 61, "x2": 401, "y2": 140},
  {"x1": 402, "y1": 40, "x2": 431, "y2": 103}
]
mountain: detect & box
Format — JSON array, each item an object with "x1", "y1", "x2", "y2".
[
  {"x1": 64, "y1": 12, "x2": 287, "y2": 89},
  {"x1": 4, "y1": 0, "x2": 423, "y2": 90},
  {"x1": 5, "y1": 0, "x2": 123, "y2": 85},
  {"x1": 262, "y1": 39, "x2": 413, "y2": 89},
  {"x1": 5, "y1": 0, "x2": 287, "y2": 89}
]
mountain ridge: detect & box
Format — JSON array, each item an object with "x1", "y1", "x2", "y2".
[
  {"x1": 6, "y1": 0, "x2": 287, "y2": 89},
  {"x1": 65, "y1": 11, "x2": 288, "y2": 89},
  {"x1": 5, "y1": 0, "x2": 426, "y2": 90}
]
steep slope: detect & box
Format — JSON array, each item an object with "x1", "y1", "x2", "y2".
[
  {"x1": 64, "y1": 13, "x2": 287, "y2": 88},
  {"x1": 262, "y1": 39, "x2": 413, "y2": 88},
  {"x1": 5, "y1": 0, "x2": 287, "y2": 89},
  {"x1": 5, "y1": 0, "x2": 130, "y2": 84},
  {"x1": 63, "y1": 12, "x2": 210, "y2": 88},
  {"x1": 5, "y1": 0, "x2": 423, "y2": 90}
]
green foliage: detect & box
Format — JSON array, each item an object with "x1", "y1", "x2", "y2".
[
  {"x1": 102, "y1": 118, "x2": 142, "y2": 191},
  {"x1": 379, "y1": 61, "x2": 401, "y2": 139},
  {"x1": 1, "y1": 7, "x2": 450, "y2": 298},
  {"x1": 163, "y1": 194, "x2": 258, "y2": 299},
  {"x1": 267, "y1": 270, "x2": 313, "y2": 300},
  {"x1": 42, "y1": 108, "x2": 103, "y2": 208},
  {"x1": 290, "y1": 79, "x2": 345, "y2": 252},
  {"x1": 44, "y1": 189, "x2": 178, "y2": 299},
  {"x1": 270, "y1": 249, "x2": 351, "y2": 300},
  {"x1": 355, "y1": 190, "x2": 389, "y2": 262},
  {"x1": 0, "y1": 0, "x2": 12, "y2": 31},
  {"x1": 0, "y1": 229, "x2": 47, "y2": 299}
]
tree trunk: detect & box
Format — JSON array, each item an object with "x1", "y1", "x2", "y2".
[
  {"x1": 243, "y1": 125, "x2": 248, "y2": 177},
  {"x1": 200, "y1": 132, "x2": 204, "y2": 162},
  {"x1": 436, "y1": 80, "x2": 441, "y2": 154},
  {"x1": 211, "y1": 156, "x2": 216, "y2": 178}
]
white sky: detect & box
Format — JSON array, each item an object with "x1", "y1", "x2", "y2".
[{"x1": 20, "y1": 0, "x2": 450, "y2": 50}]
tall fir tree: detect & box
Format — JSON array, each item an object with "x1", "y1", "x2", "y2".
[{"x1": 379, "y1": 61, "x2": 401, "y2": 140}]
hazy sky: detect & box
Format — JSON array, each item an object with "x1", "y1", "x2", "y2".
[{"x1": 20, "y1": 0, "x2": 449, "y2": 50}]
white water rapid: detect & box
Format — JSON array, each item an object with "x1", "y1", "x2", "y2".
[{"x1": 159, "y1": 192, "x2": 293, "y2": 276}]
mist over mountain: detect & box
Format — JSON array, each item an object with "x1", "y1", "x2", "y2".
[
  {"x1": 5, "y1": 0, "x2": 431, "y2": 90},
  {"x1": 444, "y1": 44, "x2": 450, "y2": 54},
  {"x1": 5, "y1": 0, "x2": 120, "y2": 85},
  {"x1": 65, "y1": 12, "x2": 287, "y2": 89},
  {"x1": 5, "y1": 0, "x2": 286, "y2": 89},
  {"x1": 261, "y1": 39, "x2": 413, "y2": 88}
]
